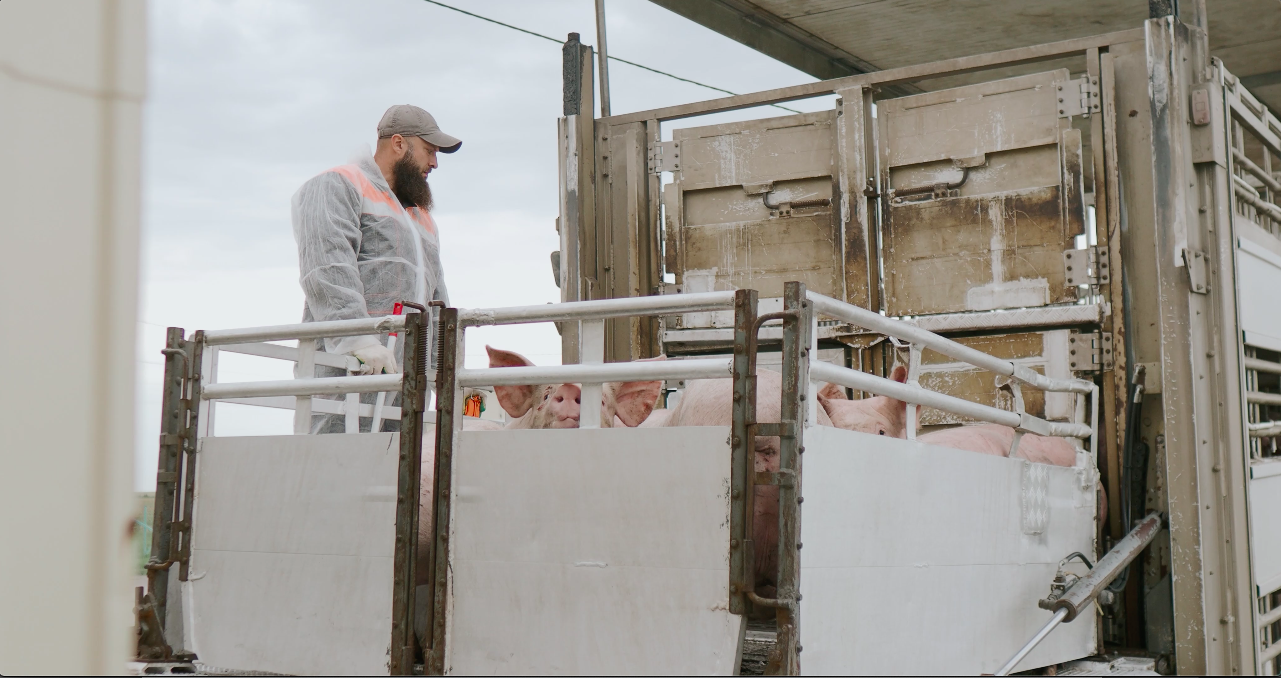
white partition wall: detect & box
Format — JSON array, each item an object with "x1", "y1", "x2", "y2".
[
  {"x1": 186, "y1": 433, "x2": 408, "y2": 675},
  {"x1": 799, "y1": 426, "x2": 1097, "y2": 676},
  {"x1": 444, "y1": 427, "x2": 742, "y2": 675}
]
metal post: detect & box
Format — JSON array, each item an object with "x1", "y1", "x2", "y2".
[
  {"x1": 176, "y1": 332, "x2": 205, "y2": 581},
  {"x1": 390, "y1": 308, "x2": 428, "y2": 675},
  {"x1": 775, "y1": 281, "x2": 809, "y2": 675},
  {"x1": 594, "y1": 0, "x2": 611, "y2": 117},
  {"x1": 729, "y1": 289, "x2": 758, "y2": 616},
  {"x1": 425, "y1": 306, "x2": 460, "y2": 676}
]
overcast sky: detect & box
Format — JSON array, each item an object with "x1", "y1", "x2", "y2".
[{"x1": 134, "y1": 0, "x2": 837, "y2": 489}]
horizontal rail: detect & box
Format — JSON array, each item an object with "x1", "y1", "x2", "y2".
[
  {"x1": 1251, "y1": 422, "x2": 1281, "y2": 438},
  {"x1": 1234, "y1": 148, "x2": 1281, "y2": 193},
  {"x1": 458, "y1": 357, "x2": 733, "y2": 388},
  {"x1": 203, "y1": 315, "x2": 406, "y2": 346},
  {"x1": 1249, "y1": 391, "x2": 1281, "y2": 407},
  {"x1": 218, "y1": 395, "x2": 404, "y2": 421},
  {"x1": 1247, "y1": 357, "x2": 1281, "y2": 375},
  {"x1": 219, "y1": 341, "x2": 360, "y2": 371},
  {"x1": 1235, "y1": 181, "x2": 1281, "y2": 222},
  {"x1": 809, "y1": 361, "x2": 1092, "y2": 439},
  {"x1": 806, "y1": 292, "x2": 1093, "y2": 394},
  {"x1": 1260, "y1": 602, "x2": 1281, "y2": 630},
  {"x1": 202, "y1": 373, "x2": 407, "y2": 400},
  {"x1": 459, "y1": 292, "x2": 737, "y2": 327}
]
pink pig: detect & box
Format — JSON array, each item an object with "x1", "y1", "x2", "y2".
[{"x1": 485, "y1": 346, "x2": 663, "y2": 429}]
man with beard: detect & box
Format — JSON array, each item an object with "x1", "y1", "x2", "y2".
[{"x1": 292, "y1": 104, "x2": 460, "y2": 433}]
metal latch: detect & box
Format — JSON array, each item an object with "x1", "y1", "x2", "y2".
[
  {"x1": 1063, "y1": 246, "x2": 1110, "y2": 285},
  {"x1": 1183, "y1": 248, "x2": 1209, "y2": 294},
  {"x1": 649, "y1": 140, "x2": 680, "y2": 174},
  {"x1": 1058, "y1": 77, "x2": 1100, "y2": 118},
  {"x1": 1069, "y1": 331, "x2": 1114, "y2": 372}
]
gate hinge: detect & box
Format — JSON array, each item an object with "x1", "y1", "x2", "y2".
[
  {"x1": 1069, "y1": 331, "x2": 1114, "y2": 372},
  {"x1": 649, "y1": 140, "x2": 681, "y2": 174},
  {"x1": 1058, "y1": 77, "x2": 1100, "y2": 118},
  {"x1": 1063, "y1": 246, "x2": 1110, "y2": 286},
  {"x1": 1183, "y1": 248, "x2": 1210, "y2": 294}
]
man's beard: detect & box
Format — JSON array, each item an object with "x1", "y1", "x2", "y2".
[{"x1": 390, "y1": 152, "x2": 433, "y2": 211}]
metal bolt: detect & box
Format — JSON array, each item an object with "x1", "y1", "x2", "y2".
[
  {"x1": 730, "y1": 584, "x2": 740, "y2": 593},
  {"x1": 798, "y1": 446, "x2": 805, "y2": 454},
  {"x1": 731, "y1": 539, "x2": 740, "y2": 548},
  {"x1": 796, "y1": 542, "x2": 803, "y2": 549},
  {"x1": 732, "y1": 489, "x2": 741, "y2": 499},
  {"x1": 797, "y1": 496, "x2": 804, "y2": 504},
  {"x1": 799, "y1": 393, "x2": 806, "y2": 401}
]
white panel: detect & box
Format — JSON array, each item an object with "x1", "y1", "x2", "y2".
[
  {"x1": 445, "y1": 427, "x2": 741, "y2": 675},
  {"x1": 799, "y1": 426, "x2": 1096, "y2": 676},
  {"x1": 1239, "y1": 239, "x2": 1281, "y2": 350},
  {"x1": 188, "y1": 433, "x2": 406, "y2": 675},
  {"x1": 1250, "y1": 474, "x2": 1281, "y2": 595}
]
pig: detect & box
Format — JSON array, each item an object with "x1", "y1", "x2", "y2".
[
  {"x1": 814, "y1": 365, "x2": 909, "y2": 436},
  {"x1": 917, "y1": 423, "x2": 1078, "y2": 466},
  {"x1": 485, "y1": 346, "x2": 664, "y2": 429}
]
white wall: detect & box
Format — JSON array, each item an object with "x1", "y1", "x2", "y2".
[{"x1": 0, "y1": 0, "x2": 146, "y2": 673}]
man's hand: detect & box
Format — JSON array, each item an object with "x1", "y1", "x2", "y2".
[{"x1": 353, "y1": 344, "x2": 399, "y2": 375}]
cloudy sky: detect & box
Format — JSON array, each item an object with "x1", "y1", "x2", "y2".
[{"x1": 135, "y1": 0, "x2": 837, "y2": 489}]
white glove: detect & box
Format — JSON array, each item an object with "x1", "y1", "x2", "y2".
[{"x1": 353, "y1": 344, "x2": 399, "y2": 375}]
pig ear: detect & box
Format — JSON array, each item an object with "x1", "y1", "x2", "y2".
[
  {"x1": 486, "y1": 346, "x2": 538, "y2": 418},
  {"x1": 889, "y1": 365, "x2": 909, "y2": 383},
  {"x1": 610, "y1": 379, "x2": 663, "y2": 427},
  {"x1": 817, "y1": 382, "x2": 847, "y2": 401}
]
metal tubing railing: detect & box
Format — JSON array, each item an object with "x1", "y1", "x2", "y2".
[
  {"x1": 201, "y1": 373, "x2": 405, "y2": 400},
  {"x1": 458, "y1": 290, "x2": 736, "y2": 327},
  {"x1": 809, "y1": 361, "x2": 1093, "y2": 439},
  {"x1": 457, "y1": 358, "x2": 731, "y2": 388},
  {"x1": 806, "y1": 291, "x2": 1094, "y2": 395},
  {"x1": 203, "y1": 315, "x2": 406, "y2": 346}
]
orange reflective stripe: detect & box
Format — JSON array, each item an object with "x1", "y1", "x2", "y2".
[
  {"x1": 407, "y1": 207, "x2": 438, "y2": 236},
  {"x1": 328, "y1": 164, "x2": 401, "y2": 214}
]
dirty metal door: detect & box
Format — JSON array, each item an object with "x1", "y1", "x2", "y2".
[
  {"x1": 443, "y1": 427, "x2": 741, "y2": 674},
  {"x1": 666, "y1": 111, "x2": 844, "y2": 328},
  {"x1": 878, "y1": 70, "x2": 1088, "y2": 316}
]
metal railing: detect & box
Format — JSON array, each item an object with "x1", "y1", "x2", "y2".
[{"x1": 804, "y1": 291, "x2": 1099, "y2": 462}]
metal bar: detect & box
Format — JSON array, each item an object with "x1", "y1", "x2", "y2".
[
  {"x1": 426, "y1": 308, "x2": 460, "y2": 676},
  {"x1": 580, "y1": 319, "x2": 605, "y2": 428},
  {"x1": 145, "y1": 327, "x2": 187, "y2": 651},
  {"x1": 1259, "y1": 601, "x2": 1281, "y2": 629},
  {"x1": 807, "y1": 291, "x2": 1094, "y2": 394},
  {"x1": 458, "y1": 291, "x2": 736, "y2": 327},
  {"x1": 995, "y1": 609, "x2": 1069, "y2": 676},
  {"x1": 389, "y1": 310, "x2": 428, "y2": 676},
  {"x1": 203, "y1": 373, "x2": 404, "y2": 400},
  {"x1": 774, "y1": 281, "x2": 808, "y2": 675},
  {"x1": 457, "y1": 358, "x2": 732, "y2": 387},
  {"x1": 729, "y1": 289, "x2": 758, "y2": 616},
  {"x1": 1250, "y1": 423, "x2": 1281, "y2": 438},
  {"x1": 176, "y1": 333, "x2": 205, "y2": 580},
  {"x1": 1262, "y1": 638, "x2": 1281, "y2": 664},
  {"x1": 903, "y1": 304, "x2": 1104, "y2": 333},
  {"x1": 1044, "y1": 513, "x2": 1163, "y2": 621},
  {"x1": 1249, "y1": 391, "x2": 1281, "y2": 407},
  {"x1": 215, "y1": 395, "x2": 407, "y2": 420},
  {"x1": 593, "y1": 0, "x2": 610, "y2": 118},
  {"x1": 203, "y1": 314, "x2": 405, "y2": 345},
  {"x1": 1234, "y1": 148, "x2": 1281, "y2": 193},
  {"x1": 294, "y1": 340, "x2": 315, "y2": 434},
  {"x1": 1235, "y1": 181, "x2": 1281, "y2": 222},
  {"x1": 1247, "y1": 357, "x2": 1281, "y2": 375},
  {"x1": 218, "y1": 341, "x2": 359, "y2": 371},
  {"x1": 809, "y1": 361, "x2": 1093, "y2": 439},
  {"x1": 603, "y1": 28, "x2": 1144, "y2": 125}
]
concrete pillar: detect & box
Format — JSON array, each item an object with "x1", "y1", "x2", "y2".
[{"x1": 0, "y1": 0, "x2": 147, "y2": 673}]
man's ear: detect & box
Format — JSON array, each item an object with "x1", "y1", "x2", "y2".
[
  {"x1": 817, "y1": 382, "x2": 847, "y2": 401},
  {"x1": 486, "y1": 345, "x2": 538, "y2": 418}
]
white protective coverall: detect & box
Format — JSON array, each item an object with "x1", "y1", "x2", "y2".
[{"x1": 292, "y1": 152, "x2": 447, "y2": 433}]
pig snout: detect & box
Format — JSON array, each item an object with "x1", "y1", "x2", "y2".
[{"x1": 547, "y1": 383, "x2": 582, "y2": 428}]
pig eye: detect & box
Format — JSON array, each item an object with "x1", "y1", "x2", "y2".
[
  {"x1": 878, "y1": 430, "x2": 885, "y2": 435},
  {"x1": 575, "y1": 397, "x2": 580, "y2": 404}
]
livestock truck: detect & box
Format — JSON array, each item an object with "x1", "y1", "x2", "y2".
[{"x1": 137, "y1": 14, "x2": 1280, "y2": 677}]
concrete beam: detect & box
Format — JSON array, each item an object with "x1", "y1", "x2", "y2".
[{"x1": 647, "y1": 0, "x2": 920, "y2": 96}]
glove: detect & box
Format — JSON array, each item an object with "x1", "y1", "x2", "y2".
[{"x1": 353, "y1": 344, "x2": 399, "y2": 375}]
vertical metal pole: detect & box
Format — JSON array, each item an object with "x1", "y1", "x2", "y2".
[
  {"x1": 777, "y1": 281, "x2": 809, "y2": 675},
  {"x1": 145, "y1": 327, "x2": 187, "y2": 653},
  {"x1": 580, "y1": 319, "x2": 605, "y2": 428},
  {"x1": 294, "y1": 339, "x2": 315, "y2": 434},
  {"x1": 176, "y1": 333, "x2": 205, "y2": 581},
  {"x1": 390, "y1": 309, "x2": 427, "y2": 675},
  {"x1": 594, "y1": 0, "x2": 611, "y2": 118},
  {"x1": 426, "y1": 307, "x2": 460, "y2": 676},
  {"x1": 729, "y1": 289, "x2": 758, "y2": 616}
]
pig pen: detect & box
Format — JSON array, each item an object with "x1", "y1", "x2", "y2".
[{"x1": 142, "y1": 290, "x2": 1101, "y2": 675}]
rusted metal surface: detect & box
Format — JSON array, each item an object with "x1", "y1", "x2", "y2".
[
  {"x1": 389, "y1": 306, "x2": 428, "y2": 675},
  {"x1": 176, "y1": 332, "x2": 204, "y2": 581},
  {"x1": 425, "y1": 306, "x2": 459, "y2": 676},
  {"x1": 730, "y1": 289, "x2": 758, "y2": 616}
]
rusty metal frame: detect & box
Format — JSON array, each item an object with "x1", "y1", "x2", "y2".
[
  {"x1": 422, "y1": 306, "x2": 458, "y2": 676},
  {"x1": 138, "y1": 327, "x2": 202, "y2": 662},
  {"x1": 390, "y1": 307, "x2": 430, "y2": 675},
  {"x1": 729, "y1": 289, "x2": 758, "y2": 616}
]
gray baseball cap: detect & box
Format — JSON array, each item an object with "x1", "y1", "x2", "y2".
[{"x1": 377, "y1": 104, "x2": 462, "y2": 153}]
